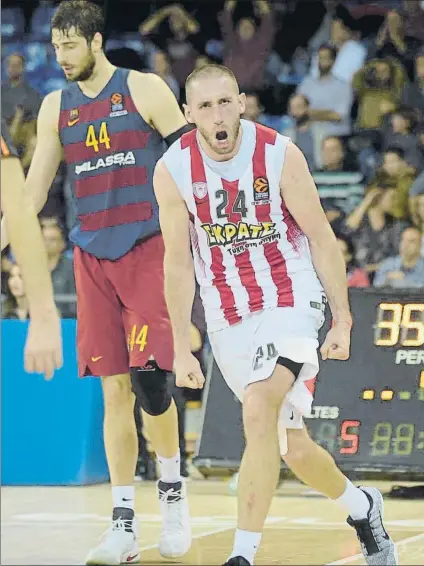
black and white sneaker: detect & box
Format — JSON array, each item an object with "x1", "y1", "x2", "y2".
[
  {"x1": 223, "y1": 557, "x2": 252, "y2": 566},
  {"x1": 347, "y1": 487, "x2": 398, "y2": 565}
]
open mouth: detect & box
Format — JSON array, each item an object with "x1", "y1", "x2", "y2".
[{"x1": 216, "y1": 131, "x2": 228, "y2": 141}]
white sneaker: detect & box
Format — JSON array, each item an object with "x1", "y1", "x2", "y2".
[
  {"x1": 85, "y1": 515, "x2": 140, "y2": 565},
  {"x1": 157, "y1": 479, "x2": 192, "y2": 558}
]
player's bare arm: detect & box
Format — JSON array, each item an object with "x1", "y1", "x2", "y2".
[
  {"x1": 1, "y1": 151, "x2": 62, "y2": 379},
  {"x1": 128, "y1": 71, "x2": 188, "y2": 139},
  {"x1": 280, "y1": 141, "x2": 352, "y2": 360},
  {"x1": 1, "y1": 90, "x2": 63, "y2": 251},
  {"x1": 153, "y1": 158, "x2": 205, "y2": 389}
]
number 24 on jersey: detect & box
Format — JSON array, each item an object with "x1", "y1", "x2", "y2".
[{"x1": 85, "y1": 122, "x2": 111, "y2": 152}]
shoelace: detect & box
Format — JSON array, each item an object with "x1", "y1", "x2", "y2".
[
  {"x1": 159, "y1": 488, "x2": 184, "y2": 530},
  {"x1": 96, "y1": 518, "x2": 133, "y2": 544},
  {"x1": 159, "y1": 487, "x2": 182, "y2": 503}
]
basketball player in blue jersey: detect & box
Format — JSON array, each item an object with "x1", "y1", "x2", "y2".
[
  {"x1": 1, "y1": 118, "x2": 63, "y2": 380},
  {"x1": 1, "y1": 1, "x2": 193, "y2": 564}
]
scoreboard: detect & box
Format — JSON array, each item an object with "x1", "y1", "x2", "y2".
[
  {"x1": 194, "y1": 290, "x2": 424, "y2": 475},
  {"x1": 306, "y1": 291, "x2": 423, "y2": 472}
]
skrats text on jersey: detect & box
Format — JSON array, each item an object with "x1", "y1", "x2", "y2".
[
  {"x1": 75, "y1": 151, "x2": 135, "y2": 175},
  {"x1": 202, "y1": 221, "x2": 277, "y2": 247}
]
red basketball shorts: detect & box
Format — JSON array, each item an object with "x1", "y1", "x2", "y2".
[{"x1": 73, "y1": 235, "x2": 174, "y2": 377}]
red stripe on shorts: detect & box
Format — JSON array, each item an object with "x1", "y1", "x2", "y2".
[
  {"x1": 222, "y1": 178, "x2": 264, "y2": 313},
  {"x1": 253, "y1": 123, "x2": 294, "y2": 307},
  {"x1": 183, "y1": 130, "x2": 241, "y2": 325}
]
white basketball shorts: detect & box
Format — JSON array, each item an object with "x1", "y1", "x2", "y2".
[{"x1": 209, "y1": 298, "x2": 326, "y2": 454}]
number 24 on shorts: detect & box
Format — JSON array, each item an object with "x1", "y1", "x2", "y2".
[{"x1": 128, "y1": 324, "x2": 148, "y2": 352}]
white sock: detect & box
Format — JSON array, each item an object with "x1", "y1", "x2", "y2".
[
  {"x1": 112, "y1": 485, "x2": 135, "y2": 510},
  {"x1": 230, "y1": 529, "x2": 262, "y2": 565},
  {"x1": 157, "y1": 451, "x2": 181, "y2": 483},
  {"x1": 332, "y1": 478, "x2": 370, "y2": 520}
]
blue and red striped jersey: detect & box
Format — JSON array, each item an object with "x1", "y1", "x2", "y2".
[{"x1": 59, "y1": 67, "x2": 164, "y2": 260}]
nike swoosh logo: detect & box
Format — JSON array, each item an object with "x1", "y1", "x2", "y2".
[
  {"x1": 91, "y1": 356, "x2": 102, "y2": 362},
  {"x1": 67, "y1": 119, "x2": 79, "y2": 126},
  {"x1": 126, "y1": 554, "x2": 139, "y2": 563}
]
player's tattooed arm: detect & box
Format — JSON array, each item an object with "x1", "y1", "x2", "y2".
[
  {"x1": 280, "y1": 141, "x2": 352, "y2": 327},
  {"x1": 1, "y1": 90, "x2": 62, "y2": 250},
  {"x1": 128, "y1": 71, "x2": 187, "y2": 140}
]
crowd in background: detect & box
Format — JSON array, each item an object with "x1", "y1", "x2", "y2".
[{"x1": 2, "y1": 0, "x2": 424, "y2": 475}]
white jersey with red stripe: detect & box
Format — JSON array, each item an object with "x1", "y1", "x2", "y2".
[{"x1": 162, "y1": 119, "x2": 324, "y2": 332}]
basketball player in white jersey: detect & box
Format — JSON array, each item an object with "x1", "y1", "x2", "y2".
[{"x1": 153, "y1": 64, "x2": 397, "y2": 566}]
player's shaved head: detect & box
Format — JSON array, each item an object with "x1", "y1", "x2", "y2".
[
  {"x1": 183, "y1": 64, "x2": 245, "y2": 159},
  {"x1": 185, "y1": 64, "x2": 239, "y2": 103}
]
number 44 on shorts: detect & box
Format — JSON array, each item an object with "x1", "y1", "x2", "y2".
[
  {"x1": 128, "y1": 324, "x2": 148, "y2": 352},
  {"x1": 253, "y1": 342, "x2": 278, "y2": 371}
]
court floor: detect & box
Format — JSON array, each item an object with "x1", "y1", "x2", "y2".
[{"x1": 1, "y1": 479, "x2": 423, "y2": 565}]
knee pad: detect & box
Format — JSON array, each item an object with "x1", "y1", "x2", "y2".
[{"x1": 130, "y1": 361, "x2": 172, "y2": 416}]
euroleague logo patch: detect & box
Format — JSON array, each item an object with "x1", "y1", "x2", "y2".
[
  {"x1": 253, "y1": 176, "x2": 270, "y2": 203},
  {"x1": 193, "y1": 182, "x2": 208, "y2": 201},
  {"x1": 110, "y1": 92, "x2": 128, "y2": 117}
]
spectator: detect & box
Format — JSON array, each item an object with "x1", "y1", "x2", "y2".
[
  {"x1": 42, "y1": 221, "x2": 76, "y2": 318},
  {"x1": 336, "y1": 233, "x2": 370, "y2": 288},
  {"x1": 2, "y1": 265, "x2": 29, "y2": 320},
  {"x1": 417, "y1": 122, "x2": 424, "y2": 154},
  {"x1": 298, "y1": 44, "x2": 353, "y2": 138},
  {"x1": 241, "y1": 91, "x2": 285, "y2": 131},
  {"x1": 410, "y1": 192, "x2": 424, "y2": 255},
  {"x1": 353, "y1": 58, "x2": 408, "y2": 130},
  {"x1": 383, "y1": 106, "x2": 423, "y2": 172},
  {"x1": 2, "y1": 54, "x2": 41, "y2": 156},
  {"x1": 2, "y1": 54, "x2": 41, "y2": 125},
  {"x1": 284, "y1": 94, "x2": 317, "y2": 172},
  {"x1": 344, "y1": 187, "x2": 406, "y2": 281},
  {"x1": 218, "y1": 0, "x2": 275, "y2": 90},
  {"x1": 309, "y1": 7, "x2": 366, "y2": 84},
  {"x1": 313, "y1": 136, "x2": 365, "y2": 214},
  {"x1": 242, "y1": 92, "x2": 265, "y2": 122},
  {"x1": 410, "y1": 170, "x2": 424, "y2": 198},
  {"x1": 307, "y1": 0, "x2": 346, "y2": 58},
  {"x1": 374, "y1": 1, "x2": 424, "y2": 77},
  {"x1": 151, "y1": 50, "x2": 180, "y2": 101},
  {"x1": 400, "y1": 50, "x2": 424, "y2": 117},
  {"x1": 140, "y1": 4, "x2": 203, "y2": 88},
  {"x1": 367, "y1": 147, "x2": 416, "y2": 220},
  {"x1": 1, "y1": 250, "x2": 14, "y2": 296},
  {"x1": 374, "y1": 225, "x2": 424, "y2": 288}
]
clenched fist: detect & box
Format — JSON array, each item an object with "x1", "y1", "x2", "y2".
[
  {"x1": 174, "y1": 353, "x2": 205, "y2": 389},
  {"x1": 320, "y1": 321, "x2": 351, "y2": 361}
]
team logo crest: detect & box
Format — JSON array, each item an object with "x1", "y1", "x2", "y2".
[
  {"x1": 193, "y1": 182, "x2": 208, "y2": 201},
  {"x1": 68, "y1": 108, "x2": 79, "y2": 126},
  {"x1": 253, "y1": 176, "x2": 270, "y2": 203},
  {"x1": 110, "y1": 92, "x2": 128, "y2": 117}
]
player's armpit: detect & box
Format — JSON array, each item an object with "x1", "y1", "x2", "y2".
[
  {"x1": 153, "y1": 159, "x2": 195, "y2": 357},
  {"x1": 130, "y1": 72, "x2": 187, "y2": 139}
]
